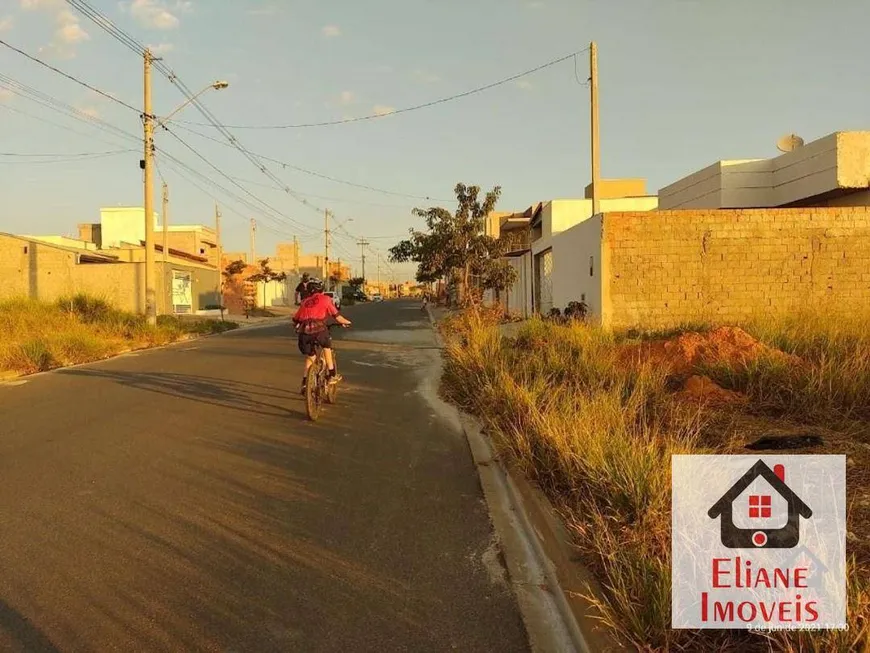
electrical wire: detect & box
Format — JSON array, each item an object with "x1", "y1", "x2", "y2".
[
  {"x1": 0, "y1": 149, "x2": 133, "y2": 157},
  {"x1": 178, "y1": 48, "x2": 590, "y2": 129},
  {"x1": 0, "y1": 38, "x2": 142, "y2": 113},
  {"x1": 175, "y1": 123, "x2": 452, "y2": 202},
  {"x1": 0, "y1": 150, "x2": 134, "y2": 164}
]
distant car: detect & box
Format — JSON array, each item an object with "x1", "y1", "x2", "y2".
[
  {"x1": 324, "y1": 291, "x2": 341, "y2": 310},
  {"x1": 371, "y1": 293, "x2": 384, "y2": 303}
]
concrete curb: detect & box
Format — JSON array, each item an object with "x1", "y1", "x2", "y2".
[{"x1": 425, "y1": 305, "x2": 611, "y2": 653}]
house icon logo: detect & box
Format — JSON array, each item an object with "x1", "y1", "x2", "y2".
[{"x1": 708, "y1": 460, "x2": 812, "y2": 549}]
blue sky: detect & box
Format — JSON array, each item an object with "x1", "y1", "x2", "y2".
[{"x1": 2, "y1": 0, "x2": 870, "y2": 280}]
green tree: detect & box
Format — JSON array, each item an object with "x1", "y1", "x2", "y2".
[
  {"x1": 247, "y1": 258, "x2": 287, "y2": 308},
  {"x1": 389, "y1": 183, "x2": 517, "y2": 305}
]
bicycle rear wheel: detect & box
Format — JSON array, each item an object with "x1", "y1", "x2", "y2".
[{"x1": 305, "y1": 361, "x2": 322, "y2": 421}]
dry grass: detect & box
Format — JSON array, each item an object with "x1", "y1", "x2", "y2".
[
  {"x1": 0, "y1": 295, "x2": 237, "y2": 375},
  {"x1": 440, "y1": 307, "x2": 870, "y2": 652}
]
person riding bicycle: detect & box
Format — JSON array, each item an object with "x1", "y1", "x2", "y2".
[
  {"x1": 292, "y1": 279, "x2": 351, "y2": 393},
  {"x1": 294, "y1": 272, "x2": 313, "y2": 305}
]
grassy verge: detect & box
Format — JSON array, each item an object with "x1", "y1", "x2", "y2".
[
  {"x1": 440, "y1": 307, "x2": 869, "y2": 652},
  {"x1": 0, "y1": 295, "x2": 237, "y2": 376}
]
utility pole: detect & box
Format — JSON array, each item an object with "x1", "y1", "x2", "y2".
[
  {"x1": 590, "y1": 41, "x2": 601, "y2": 216},
  {"x1": 323, "y1": 208, "x2": 330, "y2": 283},
  {"x1": 293, "y1": 235, "x2": 299, "y2": 275},
  {"x1": 215, "y1": 203, "x2": 223, "y2": 318},
  {"x1": 161, "y1": 181, "x2": 169, "y2": 315},
  {"x1": 357, "y1": 238, "x2": 369, "y2": 281},
  {"x1": 250, "y1": 218, "x2": 256, "y2": 264},
  {"x1": 143, "y1": 48, "x2": 157, "y2": 324},
  {"x1": 377, "y1": 253, "x2": 381, "y2": 290}
]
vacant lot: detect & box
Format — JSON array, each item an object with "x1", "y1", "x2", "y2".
[
  {"x1": 441, "y1": 306, "x2": 869, "y2": 652},
  {"x1": 0, "y1": 295, "x2": 237, "y2": 376}
]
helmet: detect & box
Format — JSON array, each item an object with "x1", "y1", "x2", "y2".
[{"x1": 309, "y1": 279, "x2": 324, "y2": 293}]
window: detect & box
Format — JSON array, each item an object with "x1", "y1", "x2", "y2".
[
  {"x1": 749, "y1": 495, "x2": 771, "y2": 518},
  {"x1": 589, "y1": 256, "x2": 594, "y2": 277},
  {"x1": 23, "y1": 246, "x2": 28, "y2": 254}
]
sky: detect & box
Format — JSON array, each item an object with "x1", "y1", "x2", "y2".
[{"x1": 2, "y1": 0, "x2": 870, "y2": 281}]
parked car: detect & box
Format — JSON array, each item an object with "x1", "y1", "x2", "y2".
[
  {"x1": 324, "y1": 291, "x2": 341, "y2": 310},
  {"x1": 353, "y1": 290, "x2": 369, "y2": 302},
  {"x1": 371, "y1": 293, "x2": 384, "y2": 303}
]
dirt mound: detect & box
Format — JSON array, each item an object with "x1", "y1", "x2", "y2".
[
  {"x1": 675, "y1": 374, "x2": 747, "y2": 406},
  {"x1": 620, "y1": 326, "x2": 802, "y2": 406},
  {"x1": 621, "y1": 326, "x2": 799, "y2": 378}
]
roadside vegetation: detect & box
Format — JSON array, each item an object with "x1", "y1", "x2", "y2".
[
  {"x1": 439, "y1": 306, "x2": 870, "y2": 652},
  {"x1": 0, "y1": 295, "x2": 237, "y2": 376}
]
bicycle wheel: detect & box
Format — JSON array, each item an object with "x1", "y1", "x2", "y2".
[
  {"x1": 305, "y1": 361, "x2": 322, "y2": 421},
  {"x1": 325, "y1": 352, "x2": 338, "y2": 404}
]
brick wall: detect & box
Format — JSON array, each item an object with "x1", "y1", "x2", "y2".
[{"x1": 602, "y1": 207, "x2": 870, "y2": 328}]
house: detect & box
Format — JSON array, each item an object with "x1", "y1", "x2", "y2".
[
  {"x1": 659, "y1": 132, "x2": 870, "y2": 210},
  {"x1": 489, "y1": 179, "x2": 658, "y2": 318},
  {"x1": 0, "y1": 233, "x2": 219, "y2": 314},
  {"x1": 708, "y1": 460, "x2": 812, "y2": 549}
]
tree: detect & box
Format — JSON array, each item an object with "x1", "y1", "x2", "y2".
[
  {"x1": 348, "y1": 276, "x2": 365, "y2": 289},
  {"x1": 247, "y1": 258, "x2": 287, "y2": 309},
  {"x1": 388, "y1": 182, "x2": 517, "y2": 305}
]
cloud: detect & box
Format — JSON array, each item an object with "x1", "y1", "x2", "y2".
[
  {"x1": 321, "y1": 24, "x2": 341, "y2": 37},
  {"x1": 514, "y1": 79, "x2": 533, "y2": 91},
  {"x1": 338, "y1": 90, "x2": 355, "y2": 105},
  {"x1": 0, "y1": 16, "x2": 12, "y2": 32},
  {"x1": 413, "y1": 69, "x2": 441, "y2": 84},
  {"x1": 373, "y1": 105, "x2": 396, "y2": 117},
  {"x1": 125, "y1": 0, "x2": 188, "y2": 30},
  {"x1": 247, "y1": 5, "x2": 281, "y2": 15},
  {"x1": 22, "y1": 1, "x2": 90, "y2": 58},
  {"x1": 78, "y1": 105, "x2": 101, "y2": 119},
  {"x1": 148, "y1": 42, "x2": 175, "y2": 55}
]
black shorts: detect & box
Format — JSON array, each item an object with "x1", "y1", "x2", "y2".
[{"x1": 298, "y1": 330, "x2": 331, "y2": 356}]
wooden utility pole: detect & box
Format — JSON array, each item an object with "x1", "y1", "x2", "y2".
[
  {"x1": 143, "y1": 48, "x2": 157, "y2": 324},
  {"x1": 161, "y1": 181, "x2": 169, "y2": 314},
  {"x1": 215, "y1": 203, "x2": 223, "y2": 319},
  {"x1": 590, "y1": 41, "x2": 601, "y2": 216},
  {"x1": 323, "y1": 208, "x2": 330, "y2": 282},
  {"x1": 250, "y1": 218, "x2": 256, "y2": 264},
  {"x1": 357, "y1": 238, "x2": 369, "y2": 282},
  {"x1": 293, "y1": 235, "x2": 299, "y2": 274}
]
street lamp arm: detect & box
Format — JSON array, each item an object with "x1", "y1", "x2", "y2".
[{"x1": 158, "y1": 81, "x2": 229, "y2": 128}]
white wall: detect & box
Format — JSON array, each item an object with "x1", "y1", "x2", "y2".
[
  {"x1": 551, "y1": 215, "x2": 603, "y2": 317},
  {"x1": 502, "y1": 253, "x2": 532, "y2": 318},
  {"x1": 100, "y1": 207, "x2": 159, "y2": 248}
]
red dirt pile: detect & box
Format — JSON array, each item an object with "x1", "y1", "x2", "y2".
[{"x1": 621, "y1": 326, "x2": 800, "y2": 406}]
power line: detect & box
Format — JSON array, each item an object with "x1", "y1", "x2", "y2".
[
  {"x1": 175, "y1": 123, "x2": 452, "y2": 202},
  {"x1": 0, "y1": 150, "x2": 134, "y2": 164},
  {"x1": 0, "y1": 38, "x2": 141, "y2": 113},
  {"x1": 178, "y1": 48, "x2": 590, "y2": 130},
  {"x1": 0, "y1": 149, "x2": 133, "y2": 157}
]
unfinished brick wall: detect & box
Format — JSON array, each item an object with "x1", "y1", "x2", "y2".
[{"x1": 602, "y1": 208, "x2": 870, "y2": 328}]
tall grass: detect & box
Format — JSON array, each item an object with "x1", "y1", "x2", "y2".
[
  {"x1": 0, "y1": 295, "x2": 237, "y2": 375},
  {"x1": 441, "y1": 309, "x2": 869, "y2": 652}
]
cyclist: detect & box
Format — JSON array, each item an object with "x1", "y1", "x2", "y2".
[
  {"x1": 292, "y1": 279, "x2": 351, "y2": 393},
  {"x1": 294, "y1": 272, "x2": 312, "y2": 305}
]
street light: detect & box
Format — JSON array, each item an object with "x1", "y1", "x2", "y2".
[
  {"x1": 143, "y1": 46, "x2": 230, "y2": 324},
  {"x1": 158, "y1": 80, "x2": 230, "y2": 128}
]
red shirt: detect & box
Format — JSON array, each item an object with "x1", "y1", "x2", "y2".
[{"x1": 294, "y1": 293, "x2": 338, "y2": 331}]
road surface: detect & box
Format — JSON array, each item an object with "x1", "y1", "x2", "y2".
[{"x1": 0, "y1": 300, "x2": 529, "y2": 652}]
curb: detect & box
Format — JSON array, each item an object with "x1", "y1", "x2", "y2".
[{"x1": 425, "y1": 306, "x2": 611, "y2": 653}]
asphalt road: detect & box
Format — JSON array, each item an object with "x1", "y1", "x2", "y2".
[{"x1": 0, "y1": 300, "x2": 529, "y2": 653}]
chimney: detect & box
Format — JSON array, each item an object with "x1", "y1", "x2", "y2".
[{"x1": 773, "y1": 464, "x2": 785, "y2": 482}]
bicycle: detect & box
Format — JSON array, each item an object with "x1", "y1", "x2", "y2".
[{"x1": 304, "y1": 324, "x2": 343, "y2": 421}]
